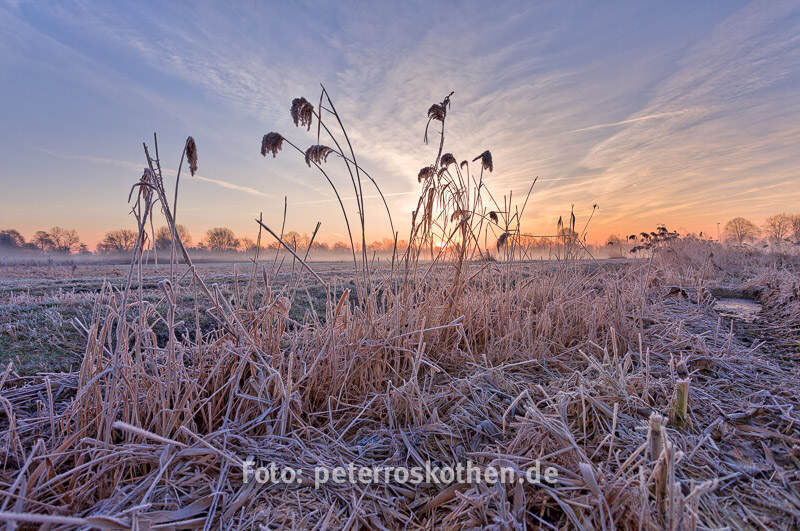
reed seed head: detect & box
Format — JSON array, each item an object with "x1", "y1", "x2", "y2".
[
  {"x1": 261, "y1": 132, "x2": 284, "y2": 158},
  {"x1": 440, "y1": 153, "x2": 457, "y2": 168},
  {"x1": 185, "y1": 136, "x2": 198, "y2": 176},
  {"x1": 427, "y1": 102, "x2": 447, "y2": 123},
  {"x1": 418, "y1": 166, "x2": 435, "y2": 183},
  {"x1": 472, "y1": 150, "x2": 493, "y2": 172},
  {"x1": 424, "y1": 92, "x2": 454, "y2": 143},
  {"x1": 304, "y1": 145, "x2": 334, "y2": 167},
  {"x1": 497, "y1": 232, "x2": 510, "y2": 249},
  {"x1": 450, "y1": 210, "x2": 470, "y2": 223},
  {"x1": 291, "y1": 97, "x2": 314, "y2": 130}
]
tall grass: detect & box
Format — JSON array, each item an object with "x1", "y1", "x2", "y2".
[{"x1": 1, "y1": 92, "x2": 800, "y2": 529}]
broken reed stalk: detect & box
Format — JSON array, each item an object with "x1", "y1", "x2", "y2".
[
  {"x1": 648, "y1": 412, "x2": 666, "y2": 461},
  {"x1": 671, "y1": 378, "x2": 691, "y2": 428}
]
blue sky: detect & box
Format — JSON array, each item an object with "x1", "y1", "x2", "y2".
[{"x1": 1, "y1": 0, "x2": 799, "y2": 246}]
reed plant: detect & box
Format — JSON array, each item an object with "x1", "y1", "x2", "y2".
[{"x1": 1, "y1": 91, "x2": 799, "y2": 530}]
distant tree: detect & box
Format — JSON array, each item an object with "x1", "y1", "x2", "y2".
[
  {"x1": 0, "y1": 229, "x2": 25, "y2": 248},
  {"x1": 97, "y1": 229, "x2": 137, "y2": 254},
  {"x1": 155, "y1": 225, "x2": 192, "y2": 250},
  {"x1": 282, "y1": 231, "x2": 310, "y2": 250},
  {"x1": 310, "y1": 240, "x2": 330, "y2": 253},
  {"x1": 33, "y1": 230, "x2": 54, "y2": 252},
  {"x1": 724, "y1": 217, "x2": 760, "y2": 244},
  {"x1": 366, "y1": 237, "x2": 397, "y2": 252},
  {"x1": 764, "y1": 214, "x2": 792, "y2": 243},
  {"x1": 605, "y1": 234, "x2": 627, "y2": 257},
  {"x1": 790, "y1": 215, "x2": 800, "y2": 243},
  {"x1": 332, "y1": 241, "x2": 351, "y2": 253},
  {"x1": 49, "y1": 227, "x2": 81, "y2": 253},
  {"x1": 239, "y1": 237, "x2": 257, "y2": 252},
  {"x1": 204, "y1": 227, "x2": 239, "y2": 252},
  {"x1": 557, "y1": 227, "x2": 579, "y2": 243}
]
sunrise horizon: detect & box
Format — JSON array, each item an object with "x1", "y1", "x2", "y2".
[
  {"x1": 4, "y1": 3, "x2": 800, "y2": 528},
  {"x1": 2, "y1": 1, "x2": 800, "y2": 254}
]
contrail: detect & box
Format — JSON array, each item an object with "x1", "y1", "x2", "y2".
[
  {"x1": 569, "y1": 110, "x2": 687, "y2": 133},
  {"x1": 38, "y1": 149, "x2": 272, "y2": 198},
  {"x1": 192, "y1": 175, "x2": 270, "y2": 198}
]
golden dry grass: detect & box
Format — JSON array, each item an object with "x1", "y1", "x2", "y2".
[{"x1": 1, "y1": 92, "x2": 800, "y2": 530}]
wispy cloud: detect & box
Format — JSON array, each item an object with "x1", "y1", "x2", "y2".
[
  {"x1": 4, "y1": 1, "x2": 800, "y2": 243},
  {"x1": 37, "y1": 149, "x2": 272, "y2": 199},
  {"x1": 568, "y1": 110, "x2": 691, "y2": 133},
  {"x1": 192, "y1": 174, "x2": 271, "y2": 198}
]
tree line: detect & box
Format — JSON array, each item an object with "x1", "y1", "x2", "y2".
[
  {"x1": 0, "y1": 226, "x2": 408, "y2": 256},
  {"x1": 5, "y1": 214, "x2": 798, "y2": 257},
  {"x1": 723, "y1": 213, "x2": 800, "y2": 246},
  {"x1": 0, "y1": 227, "x2": 88, "y2": 254},
  {"x1": 596, "y1": 213, "x2": 800, "y2": 255}
]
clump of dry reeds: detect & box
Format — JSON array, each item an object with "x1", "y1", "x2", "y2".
[{"x1": 2, "y1": 90, "x2": 800, "y2": 530}]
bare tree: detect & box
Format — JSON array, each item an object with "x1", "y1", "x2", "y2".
[
  {"x1": 604, "y1": 234, "x2": 626, "y2": 257},
  {"x1": 332, "y1": 241, "x2": 350, "y2": 254},
  {"x1": 790, "y1": 214, "x2": 800, "y2": 243},
  {"x1": 724, "y1": 217, "x2": 760, "y2": 244},
  {"x1": 155, "y1": 225, "x2": 192, "y2": 250},
  {"x1": 238, "y1": 237, "x2": 257, "y2": 252},
  {"x1": 0, "y1": 229, "x2": 25, "y2": 249},
  {"x1": 97, "y1": 229, "x2": 138, "y2": 254},
  {"x1": 764, "y1": 214, "x2": 792, "y2": 243},
  {"x1": 49, "y1": 227, "x2": 81, "y2": 253},
  {"x1": 33, "y1": 230, "x2": 54, "y2": 252},
  {"x1": 282, "y1": 231, "x2": 310, "y2": 251},
  {"x1": 203, "y1": 227, "x2": 239, "y2": 252}
]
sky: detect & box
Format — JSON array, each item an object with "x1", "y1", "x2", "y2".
[{"x1": 1, "y1": 0, "x2": 799, "y2": 248}]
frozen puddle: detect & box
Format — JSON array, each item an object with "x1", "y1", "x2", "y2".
[{"x1": 714, "y1": 297, "x2": 761, "y2": 323}]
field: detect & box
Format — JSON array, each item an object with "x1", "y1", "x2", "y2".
[
  {"x1": 1, "y1": 244, "x2": 799, "y2": 529},
  {"x1": 2, "y1": 92, "x2": 800, "y2": 530},
  {"x1": 0, "y1": 261, "x2": 355, "y2": 376}
]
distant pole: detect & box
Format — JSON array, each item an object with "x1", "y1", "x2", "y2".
[{"x1": 717, "y1": 222, "x2": 720, "y2": 242}]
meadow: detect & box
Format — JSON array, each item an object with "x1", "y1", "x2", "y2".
[{"x1": 1, "y1": 91, "x2": 799, "y2": 530}]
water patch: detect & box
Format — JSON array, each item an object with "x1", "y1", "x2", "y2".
[{"x1": 714, "y1": 297, "x2": 761, "y2": 323}]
